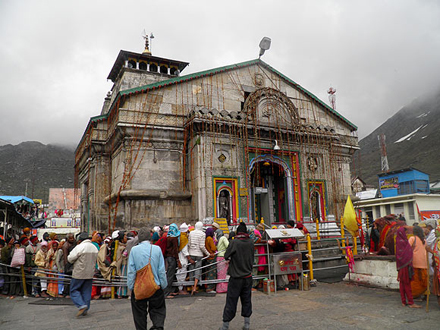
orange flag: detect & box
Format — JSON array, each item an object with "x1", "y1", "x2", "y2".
[{"x1": 343, "y1": 195, "x2": 359, "y2": 237}]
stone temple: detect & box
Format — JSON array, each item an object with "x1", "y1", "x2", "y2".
[{"x1": 75, "y1": 40, "x2": 358, "y2": 233}]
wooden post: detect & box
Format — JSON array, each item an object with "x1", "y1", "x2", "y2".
[{"x1": 21, "y1": 265, "x2": 28, "y2": 297}]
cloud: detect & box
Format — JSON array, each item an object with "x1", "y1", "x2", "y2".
[{"x1": 1, "y1": 0, "x2": 439, "y2": 146}]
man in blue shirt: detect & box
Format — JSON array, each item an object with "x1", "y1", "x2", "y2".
[{"x1": 128, "y1": 227, "x2": 167, "y2": 330}]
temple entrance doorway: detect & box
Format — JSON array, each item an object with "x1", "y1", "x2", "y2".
[{"x1": 250, "y1": 161, "x2": 289, "y2": 226}]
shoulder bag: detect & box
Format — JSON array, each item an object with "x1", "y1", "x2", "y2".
[{"x1": 133, "y1": 244, "x2": 160, "y2": 300}]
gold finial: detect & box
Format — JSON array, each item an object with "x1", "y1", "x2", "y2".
[{"x1": 142, "y1": 31, "x2": 152, "y2": 55}]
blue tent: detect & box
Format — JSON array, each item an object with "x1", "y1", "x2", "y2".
[{"x1": 0, "y1": 195, "x2": 35, "y2": 204}]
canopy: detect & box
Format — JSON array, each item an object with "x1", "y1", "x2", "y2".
[{"x1": 0, "y1": 195, "x2": 35, "y2": 204}]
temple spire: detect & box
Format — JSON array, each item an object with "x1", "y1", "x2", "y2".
[{"x1": 142, "y1": 32, "x2": 153, "y2": 55}]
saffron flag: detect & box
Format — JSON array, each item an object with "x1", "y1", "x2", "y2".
[{"x1": 343, "y1": 195, "x2": 359, "y2": 237}]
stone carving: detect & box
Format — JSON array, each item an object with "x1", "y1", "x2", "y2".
[{"x1": 219, "y1": 190, "x2": 231, "y2": 225}]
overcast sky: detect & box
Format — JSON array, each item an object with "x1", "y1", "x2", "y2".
[{"x1": 1, "y1": 0, "x2": 439, "y2": 147}]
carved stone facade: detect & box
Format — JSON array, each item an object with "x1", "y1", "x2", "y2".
[{"x1": 75, "y1": 49, "x2": 358, "y2": 233}]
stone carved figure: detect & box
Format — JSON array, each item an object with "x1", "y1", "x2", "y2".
[
  {"x1": 219, "y1": 190, "x2": 231, "y2": 225},
  {"x1": 311, "y1": 191, "x2": 320, "y2": 221}
]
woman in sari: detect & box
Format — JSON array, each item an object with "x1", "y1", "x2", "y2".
[
  {"x1": 408, "y1": 225, "x2": 427, "y2": 299},
  {"x1": 46, "y1": 240, "x2": 59, "y2": 297},
  {"x1": 116, "y1": 231, "x2": 128, "y2": 298},
  {"x1": 97, "y1": 237, "x2": 114, "y2": 299},
  {"x1": 204, "y1": 227, "x2": 217, "y2": 293},
  {"x1": 216, "y1": 227, "x2": 229, "y2": 293},
  {"x1": 396, "y1": 227, "x2": 420, "y2": 308},
  {"x1": 432, "y1": 224, "x2": 440, "y2": 306}
]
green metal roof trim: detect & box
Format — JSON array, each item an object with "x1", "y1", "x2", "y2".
[
  {"x1": 112, "y1": 58, "x2": 356, "y2": 131},
  {"x1": 119, "y1": 58, "x2": 260, "y2": 97}
]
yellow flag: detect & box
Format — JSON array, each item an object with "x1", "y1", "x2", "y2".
[{"x1": 343, "y1": 195, "x2": 359, "y2": 237}]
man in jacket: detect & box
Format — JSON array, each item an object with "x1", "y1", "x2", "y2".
[
  {"x1": 187, "y1": 221, "x2": 211, "y2": 294},
  {"x1": 128, "y1": 227, "x2": 167, "y2": 330},
  {"x1": 67, "y1": 232, "x2": 98, "y2": 317},
  {"x1": 220, "y1": 222, "x2": 254, "y2": 330}
]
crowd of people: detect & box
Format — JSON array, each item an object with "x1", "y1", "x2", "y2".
[
  {"x1": 395, "y1": 219, "x2": 440, "y2": 308},
  {"x1": 0, "y1": 220, "x2": 312, "y2": 300}
]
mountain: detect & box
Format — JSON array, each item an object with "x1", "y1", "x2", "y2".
[
  {"x1": 353, "y1": 88, "x2": 440, "y2": 187},
  {"x1": 0, "y1": 141, "x2": 75, "y2": 203}
]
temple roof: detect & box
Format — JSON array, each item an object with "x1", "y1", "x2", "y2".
[{"x1": 115, "y1": 58, "x2": 357, "y2": 131}]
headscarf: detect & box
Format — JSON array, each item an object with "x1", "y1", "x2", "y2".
[
  {"x1": 297, "y1": 223, "x2": 309, "y2": 234},
  {"x1": 253, "y1": 229, "x2": 262, "y2": 239},
  {"x1": 278, "y1": 225, "x2": 285, "y2": 229},
  {"x1": 205, "y1": 227, "x2": 215, "y2": 238},
  {"x1": 215, "y1": 228, "x2": 224, "y2": 240},
  {"x1": 111, "y1": 230, "x2": 119, "y2": 239},
  {"x1": 152, "y1": 232, "x2": 160, "y2": 243},
  {"x1": 395, "y1": 227, "x2": 413, "y2": 270},
  {"x1": 212, "y1": 222, "x2": 220, "y2": 230},
  {"x1": 49, "y1": 232, "x2": 57, "y2": 240},
  {"x1": 167, "y1": 223, "x2": 181, "y2": 245},
  {"x1": 195, "y1": 221, "x2": 203, "y2": 231}
]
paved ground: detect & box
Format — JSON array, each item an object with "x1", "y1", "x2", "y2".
[{"x1": 0, "y1": 282, "x2": 439, "y2": 330}]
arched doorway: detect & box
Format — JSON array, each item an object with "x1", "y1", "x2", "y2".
[
  {"x1": 307, "y1": 181, "x2": 326, "y2": 221},
  {"x1": 248, "y1": 155, "x2": 295, "y2": 226}
]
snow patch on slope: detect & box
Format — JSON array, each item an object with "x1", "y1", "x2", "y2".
[
  {"x1": 394, "y1": 125, "x2": 425, "y2": 143},
  {"x1": 416, "y1": 111, "x2": 430, "y2": 118}
]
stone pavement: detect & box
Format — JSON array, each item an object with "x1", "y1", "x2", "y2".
[{"x1": 0, "y1": 282, "x2": 439, "y2": 330}]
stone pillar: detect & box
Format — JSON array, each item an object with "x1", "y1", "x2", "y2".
[
  {"x1": 124, "y1": 60, "x2": 128, "y2": 67},
  {"x1": 136, "y1": 61, "x2": 139, "y2": 69}
]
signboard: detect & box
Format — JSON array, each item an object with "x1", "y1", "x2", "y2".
[
  {"x1": 272, "y1": 252, "x2": 302, "y2": 275},
  {"x1": 239, "y1": 188, "x2": 248, "y2": 197},
  {"x1": 47, "y1": 218, "x2": 81, "y2": 228},
  {"x1": 265, "y1": 228, "x2": 304, "y2": 239},
  {"x1": 421, "y1": 211, "x2": 440, "y2": 222},
  {"x1": 255, "y1": 187, "x2": 268, "y2": 194},
  {"x1": 379, "y1": 177, "x2": 399, "y2": 190}
]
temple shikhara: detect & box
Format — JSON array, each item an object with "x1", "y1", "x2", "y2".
[{"x1": 75, "y1": 37, "x2": 358, "y2": 232}]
